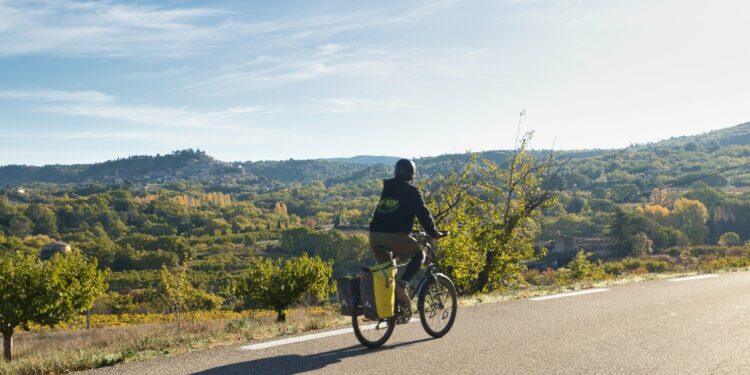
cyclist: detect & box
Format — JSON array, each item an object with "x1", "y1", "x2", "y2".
[{"x1": 369, "y1": 158, "x2": 442, "y2": 322}]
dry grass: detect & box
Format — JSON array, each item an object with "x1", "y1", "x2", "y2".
[{"x1": 0, "y1": 307, "x2": 347, "y2": 375}]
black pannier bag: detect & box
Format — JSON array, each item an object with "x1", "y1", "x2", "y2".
[{"x1": 336, "y1": 275, "x2": 361, "y2": 316}]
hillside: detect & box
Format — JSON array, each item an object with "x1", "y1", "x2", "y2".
[
  {"x1": 643, "y1": 122, "x2": 750, "y2": 148},
  {"x1": 326, "y1": 155, "x2": 402, "y2": 165},
  {"x1": 1, "y1": 122, "x2": 750, "y2": 188}
]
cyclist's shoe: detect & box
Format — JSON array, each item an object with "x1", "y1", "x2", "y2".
[{"x1": 395, "y1": 281, "x2": 412, "y2": 324}]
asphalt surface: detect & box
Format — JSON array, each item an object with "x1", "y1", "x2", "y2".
[{"x1": 82, "y1": 271, "x2": 750, "y2": 374}]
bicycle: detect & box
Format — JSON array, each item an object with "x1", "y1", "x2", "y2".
[{"x1": 350, "y1": 231, "x2": 458, "y2": 348}]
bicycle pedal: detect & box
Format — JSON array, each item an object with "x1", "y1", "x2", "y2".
[{"x1": 396, "y1": 314, "x2": 411, "y2": 324}]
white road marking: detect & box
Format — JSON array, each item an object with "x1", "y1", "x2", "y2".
[
  {"x1": 530, "y1": 288, "x2": 610, "y2": 301},
  {"x1": 241, "y1": 318, "x2": 420, "y2": 350},
  {"x1": 667, "y1": 274, "x2": 719, "y2": 282}
]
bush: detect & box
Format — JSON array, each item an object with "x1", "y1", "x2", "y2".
[
  {"x1": 565, "y1": 251, "x2": 606, "y2": 281},
  {"x1": 643, "y1": 259, "x2": 671, "y2": 273},
  {"x1": 612, "y1": 257, "x2": 674, "y2": 274},
  {"x1": 719, "y1": 232, "x2": 741, "y2": 246},
  {"x1": 523, "y1": 269, "x2": 558, "y2": 286},
  {"x1": 688, "y1": 245, "x2": 743, "y2": 257},
  {"x1": 621, "y1": 258, "x2": 644, "y2": 271},
  {"x1": 603, "y1": 261, "x2": 625, "y2": 276},
  {"x1": 698, "y1": 256, "x2": 750, "y2": 272}
]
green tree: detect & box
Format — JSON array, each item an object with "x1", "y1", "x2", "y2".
[
  {"x1": 567, "y1": 251, "x2": 603, "y2": 281},
  {"x1": 240, "y1": 254, "x2": 332, "y2": 321},
  {"x1": 718, "y1": 232, "x2": 741, "y2": 246},
  {"x1": 26, "y1": 205, "x2": 58, "y2": 236},
  {"x1": 206, "y1": 218, "x2": 231, "y2": 236},
  {"x1": 471, "y1": 134, "x2": 556, "y2": 292},
  {"x1": 566, "y1": 195, "x2": 587, "y2": 214},
  {"x1": 0, "y1": 250, "x2": 107, "y2": 362},
  {"x1": 8, "y1": 215, "x2": 32, "y2": 237},
  {"x1": 423, "y1": 134, "x2": 557, "y2": 293},
  {"x1": 632, "y1": 232, "x2": 654, "y2": 256},
  {"x1": 153, "y1": 264, "x2": 223, "y2": 332},
  {"x1": 609, "y1": 207, "x2": 647, "y2": 256},
  {"x1": 611, "y1": 183, "x2": 640, "y2": 202}
]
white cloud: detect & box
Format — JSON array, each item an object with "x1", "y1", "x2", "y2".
[
  {"x1": 0, "y1": 1, "x2": 456, "y2": 58},
  {"x1": 307, "y1": 97, "x2": 416, "y2": 113},
  {"x1": 187, "y1": 44, "x2": 399, "y2": 93},
  {"x1": 2, "y1": 88, "x2": 271, "y2": 131},
  {"x1": 0, "y1": 1, "x2": 232, "y2": 57},
  {"x1": 0, "y1": 89, "x2": 113, "y2": 102},
  {"x1": 42, "y1": 103, "x2": 265, "y2": 130}
]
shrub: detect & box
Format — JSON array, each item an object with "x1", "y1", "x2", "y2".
[
  {"x1": 151, "y1": 265, "x2": 224, "y2": 332},
  {"x1": 565, "y1": 251, "x2": 606, "y2": 281},
  {"x1": 643, "y1": 259, "x2": 671, "y2": 273},
  {"x1": 699, "y1": 256, "x2": 750, "y2": 272},
  {"x1": 540, "y1": 268, "x2": 558, "y2": 286},
  {"x1": 621, "y1": 258, "x2": 644, "y2": 271},
  {"x1": 523, "y1": 269, "x2": 541, "y2": 286},
  {"x1": 603, "y1": 261, "x2": 625, "y2": 276},
  {"x1": 719, "y1": 232, "x2": 741, "y2": 247}
]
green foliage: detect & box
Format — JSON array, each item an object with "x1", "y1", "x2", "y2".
[
  {"x1": 565, "y1": 251, "x2": 605, "y2": 281},
  {"x1": 632, "y1": 232, "x2": 654, "y2": 256},
  {"x1": 239, "y1": 254, "x2": 333, "y2": 321},
  {"x1": 0, "y1": 250, "x2": 107, "y2": 361},
  {"x1": 280, "y1": 227, "x2": 370, "y2": 274},
  {"x1": 565, "y1": 195, "x2": 587, "y2": 214},
  {"x1": 698, "y1": 256, "x2": 750, "y2": 272},
  {"x1": 609, "y1": 207, "x2": 647, "y2": 256},
  {"x1": 423, "y1": 133, "x2": 557, "y2": 293},
  {"x1": 718, "y1": 232, "x2": 741, "y2": 246},
  {"x1": 152, "y1": 265, "x2": 224, "y2": 331}
]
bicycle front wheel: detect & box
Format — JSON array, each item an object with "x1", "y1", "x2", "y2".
[{"x1": 417, "y1": 274, "x2": 457, "y2": 338}]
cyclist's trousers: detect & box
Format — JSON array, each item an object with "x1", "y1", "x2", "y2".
[{"x1": 368, "y1": 232, "x2": 424, "y2": 282}]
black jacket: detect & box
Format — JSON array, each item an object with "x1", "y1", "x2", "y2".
[{"x1": 369, "y1": 177, "x2": 439, "y2": 238}]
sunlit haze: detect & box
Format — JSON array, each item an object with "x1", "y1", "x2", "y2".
[{"x1": 1, "y1": 0, "x2": 749, "y2": 165}]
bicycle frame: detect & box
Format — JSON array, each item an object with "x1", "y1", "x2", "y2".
[{"x1": 413, "y1": 237, "x2": 448, "y2": 308}]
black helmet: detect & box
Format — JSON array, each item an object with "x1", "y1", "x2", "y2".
[{"x1": 394, "y1": 159, "x2": 416, "y2": 179}]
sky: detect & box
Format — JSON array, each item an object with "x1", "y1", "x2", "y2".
[{"x1": 1, "y1": 0, "x2": 749, "y2": 165}]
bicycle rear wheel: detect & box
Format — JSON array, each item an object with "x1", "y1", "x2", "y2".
[
  {"x1": 417, "y1": 274, "x2": 457, "y2": 338},
  {"x1": 351, "y1": 295, "x2": 395, "y2": 348}
]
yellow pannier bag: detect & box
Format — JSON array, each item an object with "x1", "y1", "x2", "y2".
[{"x1": 360, "y1": 260, "x2": 397, "y2": 320}]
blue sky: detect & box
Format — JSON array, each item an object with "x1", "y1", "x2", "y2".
[{"x1": 1, "y1": 0, "x2": 749, "y2": 165}]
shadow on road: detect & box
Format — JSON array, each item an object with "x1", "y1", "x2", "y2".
[{"x1": 191, "y1": 338, "x2": 433, "y2": 375}]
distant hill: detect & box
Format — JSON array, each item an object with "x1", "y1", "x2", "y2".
[
  {"x1": 2, "y1": 121, "x2": 750, "y2": 188},
  {"x1": 0, "y1": 149, "x2": 235, "y2": 186},
  {"x1": 636, "y1": 122, "x2": 750, "y2": 149},
  {"x1": 326, "y1": 155, "x2": 402, "y2": 165}
]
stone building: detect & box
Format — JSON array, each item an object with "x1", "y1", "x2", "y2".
[{"x1": 38, "y1": 241, "x2": 72, "y2": 260}]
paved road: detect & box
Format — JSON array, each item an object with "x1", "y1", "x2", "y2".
[{"x1": 83, "y1": 271, "x2": 750, "y2": 374}]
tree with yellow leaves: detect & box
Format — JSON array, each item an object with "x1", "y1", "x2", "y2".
[
  {"x1": 672, "y1": 198, "x2": 708, "y2": 244},
  {"x1": 635, "y1": 204, "x2": 671, "y2": 226},
  {"x1": 274, "y1": 202, "x2": 288, "y2": 217}
]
